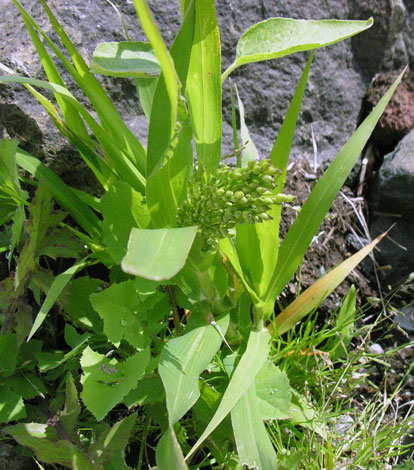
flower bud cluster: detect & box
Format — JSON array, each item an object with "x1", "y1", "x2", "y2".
[{"x1": 177, "y1": 159, "x2": 295, "y2": 250}]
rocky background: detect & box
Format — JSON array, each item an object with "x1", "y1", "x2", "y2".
[{"x1": 0, "y1": 0, "x2": 413, "y2": 290}]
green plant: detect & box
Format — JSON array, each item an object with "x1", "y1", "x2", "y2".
[{"x1": 0, "y1": 1, "x2": 406, "y2": 469}]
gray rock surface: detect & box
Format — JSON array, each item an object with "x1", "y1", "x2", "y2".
[
  {"x1": 1, "y1": 0, "x2": 410, "y2": 176},
  {"x1": 370, "y1": 129, "x2": 414, "y2": 286}
]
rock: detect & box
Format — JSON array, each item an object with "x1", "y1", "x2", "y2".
[
  {"x1": 0, "y1": 0, "x2": 403, "y2": 172},
  {"x1": 394, "y1": 304, "x2": 414, "y2": 332},
  {"x1": 368, "y1": 343, "x2": 385, "y2": 354},
  {"x1": 372, "y1": 129, "x2": 414, "y2": 222}
]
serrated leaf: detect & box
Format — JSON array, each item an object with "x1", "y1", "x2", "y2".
[
  {"x1": 4, "y1": 423, "x2": 72, "y2": 466},
  {"x1": 255, "y1": 361, "x2": 291, "y2": 420},
  {"x1": 101, "y1": 182, "x2": 150, "y2": 264},
  {"x1": 59, "y1": 373, "x2": 81, "y2": 440},
  {"x1": 222, "y1": 17, "x2": 373, "y2": 81},
  {"x1": 38, "y1": 227, "x2": 84, "y2": 260},
  {"x1": 91, "y1": 41, "x2": 161, "y2": 78},
  {"x1": 90, "y1": 280, "x2": 151, "y2": 350},
  {"x1": 65, "y1": 277, "x2": 103, "y2": 331},
  {"x1": 159, "y1": 314, "x2": 229, "y2": 425},
  {"x1": 121, "y1": 227, "x2": 198, "y2": 281},
  {"x1": 80, "y1": 346, "x2": 149, "y2": 420}
]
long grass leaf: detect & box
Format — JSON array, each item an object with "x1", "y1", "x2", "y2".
[
  {"x1": 265, "y1": 69, "x2": 405, "y2": 303},
  {"x1": 156, "y1": 426, "x2": 189, "y2": 470},
  {"x1": 186, "y1": 329, "x2": 271, "y2": 461},
  {"x1": 0, "y1": 76, "x2": 145, "y2": 192},
  {"x1": 187, "y1": 0, "x2": 222, "y2": 173},
  {"x1": 15, "y1": 148, "x2": 101, "y2": 238},
  {"x1": 13, "y1": 0, "x2": 147, "y2": 174},
  {"x1": 27, "y1": 257, "x2": 92, "y2": 341},
  {"x1": 231, "y1": 382, "x2": 278, "y2": 470},
  {"x1": 275, "y1": 232, "x2": 387, "y2": 335}
]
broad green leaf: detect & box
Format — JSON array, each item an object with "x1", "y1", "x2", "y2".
[
  {"x1": 255, "y1": 361, "x2": 291, "y2": 420},
  {"x1": 28, "y1": 257, "x2": 91, "y2": 341},
  {"x1": 91, "y1": 41, "x2": 161, "y2": 78},
  {"x1": 0, "y1": 334, "x2": 18, "y2": 377},
  {"x1": 231, "y1": 382, "x2": 278, "y2": 470},
  {"x1": 145, "y1": 3, "x2": 195, "y2": 226},
  {"x1": 90, "y1": 280, "x2": 151, "y2": 350},
  {"x1": 4, "y1": 423, "x2": 72, "y2": 466},
  {"x1": 234, "y1": 84, "x2": 259, "y2": 165},
  {"x1": 156, "y1": 425, "x2": 189, "y2": 470},
  {"x1": 289, "y1": 390, "x2": 326, "y2": 438},
  {"x1": 65, "y1": 277, "x2": 103, "y2": 331},
  {"x1": 59, "y1": 374, "x2": 81, "y2": 440},
  {"x1": 15, "y1": 148, "x2": 101, "y2": 238},
  {"x1": 123, "y1": 376, "x2": 165, "y2": 407},
  {"x1": 265, "y1": 69, "x2": 405, "y2": 303},
  {"x1": 187, "y1": 0, "x2": 222, "y2": 173},
  {"x1": 134, "y1": 0, "x2": 180, "y2": 177},
  {"x1": 233, "y1": 53, "x2": 313, "y2": 307},
  {"x1": 145, "y1": 101, "x2": 193, "y2": 227},
  {"x1": 105, "y1": 451, "x2": 133, "y2": 470},
  {"x1": 102, "y1": 182, "x2": 150, "y2": 263},
  {"x1": 0, "y1": 384, "x2": 26, "y2": 423},
  {"x1": 121, "y1": 226, "x2": 198, "y2": 281},
  {"x1": 186, "y1": 329, "x2": 271, "y2": 460},
  {"x1": 222, "y1": 17, "x2": 373, "y2": 81},
  {"x1": 275, "y1": 232, "x2": 387, "y2": 335},
  {"x1": 80, "y1": 346, "x2": 149, "y2": 421},
  {"x1": 159, "y1": 314, "x2": 229, "y2": 425}
]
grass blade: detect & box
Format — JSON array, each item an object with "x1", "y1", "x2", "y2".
[
  {"x1": 275, "y1": 231, "x2": 388, "y2": 335},
  {"x1": 186, "y1": 329, "x2": 271, "y2": 461},
  {"x1": 156, "y1": 426, "x2": 189, "y2": 470},
  {"x1": 265, "y1": 68, "x2": 405, "y2": 303},
  {"x1": 27, "y1": 257, "x2": 92, "y2": 341},
  {"x1": 186, "y1": 0, "x2": 222, "y2": 173}
]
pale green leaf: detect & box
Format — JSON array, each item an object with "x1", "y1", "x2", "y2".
[
  {"x1": 70, "y1": 446, "x2": 95, "y2": 470},
  {"x1": 121, "y1": 227, "x2": 198, "y2": 281},
  {"x1": 101, "y1": 182, "x2": 150, "y2": 264},
  {"x1": 91, "y1": 41, "x2": 161, "y2": 78},
  {"x1": 159, "y1": 314, "x2": 229, "y2": 425},
  {"x1": 80, "y1": 346, "x2": 149, "y2": 420},
  {"x1": 187, "y1": 0, "x2": 221, "y2": 173},
  {"x1": 90, "y1": 280, "x2": 151, "y2": 349},
  {"x1": 156, "y1": 426, "x2": 189, "y2": 470},
  {"x1": 231, "y1": 382, "x2": 278, "y2": 470},
  {"x1": 136, "y1": 76, "x2": 158, "y2": 121},
  {"x1": 255, "y1": 361, "x2": 291, "y2": 420},
  {"x1": 186, "y1": 329, "x2": 271, "y2": 460},
  {"x1": 222, "y1": 17, "x2": 373, "y2": 81},
  {"x1": 123, "y1": 376, "x2": 165, "y2": 407},
  {"x1": 265, "y1": 69, "x2": 405, "y2": 303}
]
